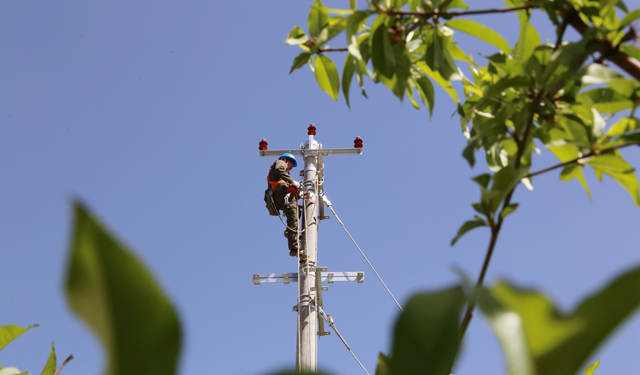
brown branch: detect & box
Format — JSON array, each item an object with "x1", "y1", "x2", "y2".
[
  {"x1": 526, "y1": 142, "x2": 639, "y2": 179},
  {"x1": 568, "y1": 14, "x2": 640, "y2": 81},
  {"x1": 318, "y1": 47, "x2": 348, "y2": 53},
  {"x1": 459, "y1": 96, "x2": 539, "y2": 340},
  {"x1": 53, "y1": 355, "x2": 74, "y2": 375},
  {"x1": 382, "y1": 4, "x2": 535, "y2": 17}
]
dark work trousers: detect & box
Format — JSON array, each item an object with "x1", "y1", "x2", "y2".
[{"x1": 273, "y1": 186, "x2": 300, "y2": 251}]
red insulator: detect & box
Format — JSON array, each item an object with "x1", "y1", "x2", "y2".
[
  {"x1": 308, "y1": 124, "x2": 317, "y2": 136},
  {"x1": 354, "y1": 136, "x2": 363, "y2": 148},
  {"x1": 259, "y1": 139, "x2": 268, "y2": 150}
]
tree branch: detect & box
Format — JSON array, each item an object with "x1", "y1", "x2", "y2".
[
  {"x1": 318, "y1": 47, "x2": 348, "y2": 53},
  {"x1": 568, "y1": 14, "x2": 640, "y2": 81},
  {"x1": 53, "y1": 355, "x2": 74, "y2": 375},
  {"x1": 526, "y1": 142, "x2": 639, "y2": 179},
  {"x1": 458, "y1": 96, "x2": 540, "y2": 340}
]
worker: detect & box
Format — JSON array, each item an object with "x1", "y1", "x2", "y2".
[{"x1": 267, "y1": 153, "x2": 303, "y2": 257}]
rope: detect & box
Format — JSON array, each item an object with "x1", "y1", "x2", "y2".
[
  {"x1": 316, "y1": 305, "x2": 370, "y2": 375},
  {"x1": 321, "y1": 193, "x2": 404, "y2": 313}
]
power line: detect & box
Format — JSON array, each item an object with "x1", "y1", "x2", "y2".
[{"x1": 322, "y1": 193, "x2": 404, "y2": 313}]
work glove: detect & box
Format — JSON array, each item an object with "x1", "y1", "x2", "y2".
[
  {"x1": 287, "y1": 184, "x2": 299, "y2": 198},
  {"x1": 291, "y1": 180, "x2": 300, "y2": 188}
]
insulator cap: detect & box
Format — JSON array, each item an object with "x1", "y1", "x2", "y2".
[
  {"x1": 354, "y1": 136, "x2": 363, "y2": 148},
  {"x1": 308, "y1": 124, "x2": 317, "y2": 136},
  {"x1": 259, "y1": 139, "x2": 268, "y2": 150}
]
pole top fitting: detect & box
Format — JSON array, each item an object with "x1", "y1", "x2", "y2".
[
  {"x1": 354, "y1": 136, "x2": 363, "y2": 148},
  {"x1": 308, "y1": 124, "x2": 317, "y2": 136},
  {"x1": 258, "y1": 139, "x2": 268, "y2": 150}
]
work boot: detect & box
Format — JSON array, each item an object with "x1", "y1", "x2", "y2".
[{"x1": 289, "y1": 250, "x2": 307, "y2": 261}]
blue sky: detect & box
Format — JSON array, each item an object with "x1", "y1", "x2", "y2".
[{"x1": 0, "y1": 1, "x2": 638, "y2": 375}]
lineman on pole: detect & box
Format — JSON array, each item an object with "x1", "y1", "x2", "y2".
[{"x1": 265, "y1": 153, "x2": 303, "y2": 257}]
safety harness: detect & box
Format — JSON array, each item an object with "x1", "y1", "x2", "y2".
[{"x1": 264, "y1": 165, "x2": 290, "y2": 216}]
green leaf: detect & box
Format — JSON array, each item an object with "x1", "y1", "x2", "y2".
[
  {"x1": 0, "y1": 325, "x2": 37, "y2": 352},
  {"x1": 285, "y1": 25, "x2": 308, "y2": 45},
  {"x1": 343, "y1": 54, "x2": 356, "y2": 108},
  {"x1": 513, "y1": 13, "x2": 541, "y2": 65},
  {"x1": 41, "y1": 343, "x2": 56, "y2": 375},
  {"x1": 536, "y1": 264, "x2": 640, "y2": 375},
  {"x1": 389, "y1": 287, "x2": 467, "y2": 375},
  {"x1": 584, "y1": 361, "x2": 600, "y2": 375},
  {"x1": 580, "y1": 88, "x2": 633, "y2": 114},
  {"x1": 375, "y1": 353, "x2": 391, "y2": 375},
  {"x1": 417, "y1": 61, "x2": 459, "y2": 104},
  {"x1": 425, "y1": 29, "x2": 444, "y2": 72},
  {"x1": 289, "y1": 52, "x2": 312, "y2": 74},
  {"x1": 499, "y1": 203, "x2": 519, "y2": 220},
  {"x1": 587, "y1": 154, "x2": 634, "y2": 174},
  {"x1": 490, "y1": 166, "x2": 529, "y2": 212},
  {"x1": 476, "y1": 287, "x2": 535, "y2": 375},
  {"x1": 445, "y1": 19, "x2": 510, "y2": 54},
  {"x1": 391, "y1": 42, "x2": 411, "y2": 100},
  {"x1": 308, "y1": 0, "x2": 329, "y2": 38},
  {"x1": 560, "y1": 164, "x2": 592, "y2": 200},
  {"x1": 315, "y1": 54, "x2": 340, "y2": 101},
  {"x1": 412, "y1": 68, "x2": 435, "y2": 118},
  {"x1": 620, "y1": 44, "x2": 640, "y2": 61},
  {"x1": 350, "y1": 0, "x2": 357, "y2": 10},
  {"x1": 371, "y1": 26, "x2": 396, "y2": 79},
  {"x1": 619, "y1": 8, "x2": 640, "y2": 27},
  {"x1": 451, "y1": 219, "x2": 487, "y2": 246},
  {"x1": 65, "y1": 202, "x2": 181, "y2": 375},
  {"x1": 346, "y1": 11, "x2": 370, "y2": 61}
]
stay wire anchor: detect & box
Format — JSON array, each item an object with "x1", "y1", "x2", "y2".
[
  {"x1": 315, "y1": 305, "x2": 370, "y2": 375},
  {"x1": 321, "y1": 192, "x2": 404, "y2": 313}
]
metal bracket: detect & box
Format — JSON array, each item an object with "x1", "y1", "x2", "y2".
[
  {"x1": 252, "y1": 271, "x2": 364, "y2": 284},
  {"x1": 283, "y1": 273, "x2": 290, "y2": 284},
  {"x1": 357, "y1": 272, "x2": 364, "y2": 283},
  {"x1": 311, "y1": 286, "x2": 329, "y2": 291},
  {"x1": 253, "y1": 274, "x2": 260, "y2": 285},
  {"x1": 327, "y1": 272, "x2": 334, "y2": 283}
]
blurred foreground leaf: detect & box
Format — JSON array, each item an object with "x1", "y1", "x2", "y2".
[
  {"x1": 65, "y1": 202, "x2": 181, "y2": 375},
  {"x1": 40, "y1": 343, "x2": 56, "y2": 375},
  {"x1": 389, "y1": 286, "x2": 466, "y2": 375}
]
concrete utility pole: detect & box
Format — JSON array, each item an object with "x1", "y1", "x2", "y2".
[{"x1": 255, "y1": 125, "x2": 364, "y2": 372}]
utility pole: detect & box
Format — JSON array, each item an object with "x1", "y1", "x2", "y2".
[{"x1": 255, "y1": 124, "x2": 364, "y2": 372}]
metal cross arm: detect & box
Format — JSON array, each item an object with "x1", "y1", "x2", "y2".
[
  {"x1": 259, "y1": 148, "x2": 362, "y2": 157},
  {"x1": 252, "y1": 271, "x2": 364, "y2": 285}
]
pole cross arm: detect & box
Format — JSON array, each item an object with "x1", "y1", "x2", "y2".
[
  {"x1": 259, "y1": 148, "x2": 362, "y2": 157},
  {"x1": 252, "y1": 271, "x2": 364, "y2": 285}
]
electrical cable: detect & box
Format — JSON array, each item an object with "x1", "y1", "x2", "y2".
[
  {"x1": 316, "y1": 305, "x2": 370, "y2": 375},
  {"x1": 321, "y1": 192, "x2": 404, "y2": 313}
]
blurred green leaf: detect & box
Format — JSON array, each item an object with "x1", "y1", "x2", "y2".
[
  {"x1": 40, "y1": 343, "x2": 56, "y2": 375},
  {"x1": 315, "y1": 55, "x2": 340, "y2": 101},
  {"x1": 346, "y1": 11, "x2": 370, "y2": 61},
  {"x1": 580, "y1": 88, "x2": 634, "y2": 114},
  {"x1": 290, "y1": 52, "x2": 312, "y2": 74},
  {"x1": 451, "y1": 219, "x2": 487, "y2": 246},
  {"x1": 620, "y1": 8, "x2": 640, "y2": 27},
  {"x1": 371, "y1": 26, "x2": 396, "y2": 79},
  {"x1": 349, "y1": 0, "x2": 356, "y2": 10},
  {"x1": 490, "y1": 166, "x2": 529, "y2": 212},
  {"x1": 308, "y1": 0, "x2": 329, "y2": 38},
  {"x1": 584, "y1": 361, "x2": 600, "y2": 375},
  {"x1": 413, "y1": 69, "x2": 435, "y2": 118},
  {"x1": 389, "y1": 287, "x2": 467, "y2": 375},
  {"x1": 445, "y1": 19, "x2": 510, "y2": 54},
  {"x1": 476, "y1": 287, "x2": 535, "y2": 375},
  {"x1": 0, "y1": 368, "x2": 27, "y2": 375},
  {"x1": 536, "y1": 264, "x2": 640, "y2": 375},
  {"x1": 285, "y1": 26, "x2": 308, "y2": 45},
  {"x1": 375, "y1": 353, "x2": 391, "y2": 375},
  {"x1": 513, "y1": 13, "x2": 541, "y2": 65},
  {"x1": 0, "y1": 325, "x2": 37, "y2": 352},
  {"x1": 343, "y1": 54, "x2": 356, "y2": 108},
  {"x1": 425, "y1": 29, "x2": 444, "y2": 72},
  {"x1": 417, "y1": 61, "x2": 459, "y2": 104},
  {"x1": 65, "y1": 202, "x2": 181, "y2": 375},
  {"x1": 499, "y1": 203, "x2": 519, "y2": 220},
  {"x1": 560, "y1": 164, "x2": 592, "y2": 200},
  {"x1": 587, "y1": 154, "x2": 635, "y2": 174}
]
